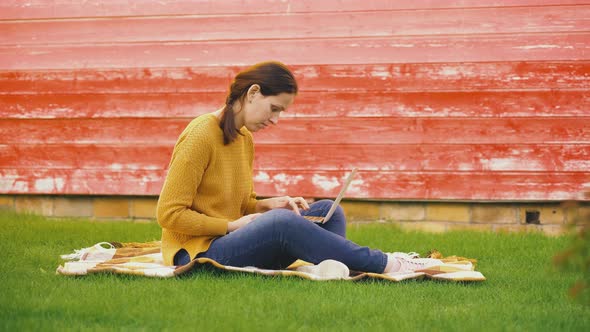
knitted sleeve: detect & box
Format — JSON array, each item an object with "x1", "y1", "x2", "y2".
[
  {"x1": 156, "y1": 123, "x2": 229, "y2": 236},
  {"x1": 244, "y1": 130, "x2": 259, "y2": 215}
]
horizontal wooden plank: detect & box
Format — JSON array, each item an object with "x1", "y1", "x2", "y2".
[
  {"x1": 2, "y1": 1, "x2": 589, "y2": 20},
  {"x1": 1, "y1": 168, "x2": 587, "y2": 200},
  {"x1": 0, "y1": 168, "x2": 166, "y2": 196},
  {"x1": 0, "y1": 118, "x2": 187, "y2": 145},
  {"x1": 2, "y1": 90, "x2": 589, "y2": 119},
  {"x1": 255, "y1": 144, "x2": 590, "y2": 172},
  {"x1": 2, "y1": 33, "x2": 589, "y2": 70},
  {"x1": 254, "y1": 118, "x2": 590, "y2": 144},
  {"x1": 1, "y1": 118, "x2": 588, "y2": 144},
  {"x1": 3, "y1": 6, "x2": 590, "y2": 46},
  {"x1": 0, "y1": 144, "x2": 172, "y2": 171},
  {"x1": 252, "y1": 170, "x2": 590, "y2": 200},
  {"x1": 3, "y1": 144, "x2": 589, "y2": 172},
  {"x1": 3, "y1": 62, "x2": 589, "y2": 94},
  {"x1": 0, "y1": 92, "x2": 224, "y2": 119}
]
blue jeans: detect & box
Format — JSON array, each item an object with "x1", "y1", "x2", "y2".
[{"x1": 174, "y1": 199, "x2": 388, "y2": 273}]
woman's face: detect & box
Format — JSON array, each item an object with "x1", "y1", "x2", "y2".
[{"x1": 242, "y1": 85, "x2": 295, "y2": 132}]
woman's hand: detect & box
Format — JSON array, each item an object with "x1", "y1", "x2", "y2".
[
  {"x1": 227, "y1": 213, "x2": 261, "y2": 233},
  {"x1": 256, "y1": 196, "x2": 310, "y2": 215}
]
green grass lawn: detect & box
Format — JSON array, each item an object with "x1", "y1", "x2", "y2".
[{"x1": 1, "y1": 210, "x2": 589, "y2": 331}]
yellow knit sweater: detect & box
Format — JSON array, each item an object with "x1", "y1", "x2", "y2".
[{"x1": 156, "y1": 113, "x2": 258, "y2": 266}]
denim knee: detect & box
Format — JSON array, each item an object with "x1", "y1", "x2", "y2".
[
  {"x1": 315, "y1": 199, "x2": 343, "y2": 212},
  {"x1": 265, "y1": 208, "x2": 299, "y2": 220},
  {"x1": 314, "y1": 199, "x2": 335, "y2": 209},
  {"x1": 258, "y1": 209, "x2": 303, "y2": 233},
  {"x1": 316, "y1": 199, "x2": 344, "y2": 219}
]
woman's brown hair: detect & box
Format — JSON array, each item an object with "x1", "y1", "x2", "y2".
[{"x1": 220, "y1": 61, "x2": 298, "y2": 145}]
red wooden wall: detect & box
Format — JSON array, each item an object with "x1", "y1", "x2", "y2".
[{"x1": 1, "y1": 0, "x2": 589, "y2": 200}]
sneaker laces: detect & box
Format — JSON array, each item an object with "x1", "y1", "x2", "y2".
[
  {"x1": 387, "y1": 252, "x2": 442, "y2": 273},
  {"x1": 390, "y1": 252, "x2": 420, "y2": 259},
  {"x1": 397, "y1": 257, "x2": 432, "y2": 272}
]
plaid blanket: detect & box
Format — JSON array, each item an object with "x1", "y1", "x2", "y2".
[{"x1": 56, "y1": 241, "x2": 486, "y2": 282}]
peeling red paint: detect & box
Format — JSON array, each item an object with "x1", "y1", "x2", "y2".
[{"x1": 0, "y1": 1, "x2": 588, "y2": 201}]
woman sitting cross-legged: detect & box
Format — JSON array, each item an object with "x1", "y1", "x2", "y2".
[{"x1": 156, "y1": 61, "x2": 442, "y2": 274}]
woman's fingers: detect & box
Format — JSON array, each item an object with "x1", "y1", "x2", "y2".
[
  {"x1": 287, "y1": 198, "x2": 301, "y2": 215},
  {"x1": 295, "y1": 197, "x2": 310, "y2": 210},
  {"x1": 271, "y1": 196, "x2": 308, "y2": 214}
]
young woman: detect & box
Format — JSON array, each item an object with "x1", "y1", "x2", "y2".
[{"x1": 156, "y1": 61, "x2": 439, "y2": 273}]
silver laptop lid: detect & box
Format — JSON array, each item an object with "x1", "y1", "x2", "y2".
[{"x1": 323, "y1": 168, "x2": 357, "y2": 223}]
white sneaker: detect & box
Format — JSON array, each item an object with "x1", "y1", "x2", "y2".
[
  {"x1": 389, "y1": 252, "x2": 420, "y2": 259},
  {"x1": 296, "y1": 259, "x2": 350, "y2": 280},
  {"x1": 386, "y1": 252, "x2": 443, "y2": 273}
]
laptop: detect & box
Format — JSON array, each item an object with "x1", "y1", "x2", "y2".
[{"x1": 303, "y1": 168, "x2": 357, "y2": 224}]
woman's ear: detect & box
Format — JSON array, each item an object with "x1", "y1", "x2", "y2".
[{"x1": 247, "y1": 84, "x2": 261, "y2": 102}]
